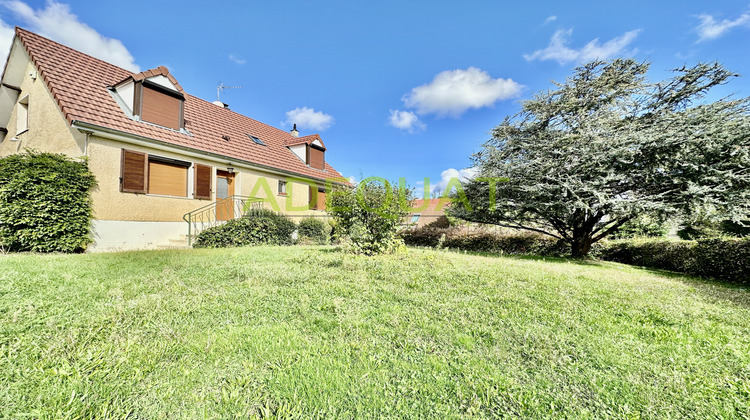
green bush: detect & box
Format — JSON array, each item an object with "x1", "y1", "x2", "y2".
[
  {"x1": 403, "y1": 227, "x2": 567, "y2": 256},
  {"x1": 297, "y1": 217, "x2": 329, "y2": 244},
  {"x1": 0, "y1": 151, "x2": 96, "y2": 253},
  {"x1": 193, "y1": 209, "x2": 296, "y2": 248},
  {"x1": 329, "y1": 179, "x2": 411, "y2": 255},
  {"x1": 594, "y1": 238, "x2": 750, "y2": 284}
]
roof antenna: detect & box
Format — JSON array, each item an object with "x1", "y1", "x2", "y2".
[{"x1": 215, "y1": 82, "x2": 241, "y2": 106}]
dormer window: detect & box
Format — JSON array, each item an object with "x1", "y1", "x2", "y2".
[
  {"x1": 136, "y1": 81, "x2": 184, "y2": 130},
  {"x1": 307, "y1": 144, "x2": 325, "y2": 170},
  {"x1": 112, "y1": 66, "x2": 185, "y2": 131}
]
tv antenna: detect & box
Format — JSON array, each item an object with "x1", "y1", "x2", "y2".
[{"x1": 217, "y1": 83, "x2": 242, "y2": 102}]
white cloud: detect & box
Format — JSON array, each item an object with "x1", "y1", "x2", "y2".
[
  {"x1": 388, "y1": 109, "x2": 425, "y2": 133},
  {"x1": 0, "y1": 17, "x2": 14, "y2": 59},
  {"x1": 430, "y1": 167, "x2": 479, "y2": 196},
  {"x1": 543, "y1": 15, "x2": 557, "y2": 25},
  {"x1": 0, "y1": 1, "x2": 139, "y2": 72},
  {"x1": 695, "y1": 12, "x2": 750, "y2": 42},
  {"x1": 284, "y1": 107, "x2": 334, "y2": 131},
  {"x1": 402, "y1": 67, "x2": 522, "y2": 118},
  {"x1": 524, "y1": 28, "x2": 640, "y2": 65},
  {"x1": 228, "y1": 53, "x2": 246, "y2": 65}
]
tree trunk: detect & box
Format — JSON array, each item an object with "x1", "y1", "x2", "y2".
[{"x1": 570, "y1": 232, "x2": 593, "y2": 258}]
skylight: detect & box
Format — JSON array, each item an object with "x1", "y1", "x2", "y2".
[{"x1": 247, "y1": 134, "x2": 266, "y2": 146}]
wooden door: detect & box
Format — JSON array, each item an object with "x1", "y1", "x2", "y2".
[{"x1": 216, "y1": 170, "x2": 235, "y2": 221}]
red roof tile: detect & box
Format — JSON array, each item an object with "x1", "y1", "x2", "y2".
[{"x1": 14, "y1": 27, "x2": 345, "y2": 182}]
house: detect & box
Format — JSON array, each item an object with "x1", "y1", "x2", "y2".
[
  {"x1": 0, "y1": 28, "x2": 346, "y2": 251},
  {"x1": 406, "y1": 198, "x2": 451, "y2": 229}
]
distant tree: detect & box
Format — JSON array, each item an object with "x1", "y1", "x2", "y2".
[{"x1": 451, "y1": 59, "x2": 750, "y2": 257}]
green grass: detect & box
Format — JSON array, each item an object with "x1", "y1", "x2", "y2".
[{"x1": 1, "y1": 246, "x2": 748, "y2": 419}]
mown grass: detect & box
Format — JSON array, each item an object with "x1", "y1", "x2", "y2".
[{"x1": 1, "y1": 246, "x2": 748, "y2": 419}]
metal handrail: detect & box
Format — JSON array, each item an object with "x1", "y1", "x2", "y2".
[{"x1": 182, "y1": 195, "x2": 265, "y2": 246}]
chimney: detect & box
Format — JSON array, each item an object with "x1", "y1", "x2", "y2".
[
  {"x1": 212, "y1": 100, "x2": 229, "y2": 109},
  {"x1": 290, "y1": 124, "x2": 299, "y2": 138}
]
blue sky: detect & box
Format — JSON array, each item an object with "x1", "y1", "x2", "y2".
[{"x1": 1, "y1": 0, "x2": 749, "y2": 192}]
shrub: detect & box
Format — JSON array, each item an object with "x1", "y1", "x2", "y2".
[
  {"x1": 0, "y1": 151, "x2": 96, "y2": 253},
  {"x1": 297, "y1": 217, "x2": 329, "y2": 244},
  {"x1": 193, "y1": 209, "x2": 295, "y2": 248},
  {"x1": 329, "y1": 179, "x2": 411, "y2": 255},
  {"x1": 403, "y1": 227, "x2": 567, "y2": 256},
  {"x1": 594, "y1": 237, "x2": 750, "y2": 284}
]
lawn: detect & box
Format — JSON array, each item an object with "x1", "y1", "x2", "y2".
[{"x1": 1, "y1": 246, "x2": 748, "y2": 419}]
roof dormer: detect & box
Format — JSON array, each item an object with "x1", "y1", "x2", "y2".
[{"x1": 112, "y1": 66, "x2": 185, "y2": 131}]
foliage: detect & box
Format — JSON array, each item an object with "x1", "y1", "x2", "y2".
[
  {"x1": 2, "y1": 247, "x2": 749, "y2": 418},
  {"x1": 328, "y1": 179, "x2": 412, "y2": 255},
  {"x1": 452, "y1": 59, "x2": 750, "y2": 257},
  {"x1": 403, "y1": 227, "x2": 567, "y2": 256},
  {"x1": 193, "y1": 209, "x2": 295, "y2": 248},
  {"x1": 609, "y1": 215, "x2": 668, "y2": 239},
  {"x1": 677, "y1": 216, "x2": 750, "y2": 239},
  {"x1": 297, "y1": 217, "x2": 329, "y2": 244},
  {"x1": 0, "y1": 151, "x2": 96, "y2": 252},
  {"x1": 594, "y1": 237, "x2": 750, "y2": 284}
]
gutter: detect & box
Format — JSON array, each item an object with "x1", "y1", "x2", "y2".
[{"x1": 70, "y1": 120, "x2": 347, "y2": 186}]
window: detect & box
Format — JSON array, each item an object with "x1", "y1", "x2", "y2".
[
  {"x1": 308, "y1": 145, "x2": 325, "y2": 170},
  {"x1": 16, "y1": 95, "x2": 29, "y2": 135},
  {"x1": 120, "y1": 149, "x2": 195, "y2": 198},
  {"x1": 134, "y1": 81, "x2": 184, "y2": 130},
  {"x1": 248, "y1": 134, "x2": 266, "y2": 146},
  {"x1": 278, "y1": 180, "x2": 287, "y2": 195},
  {"x1": 410, "y1": 214, "x2": 421, "y2": 223},
  {"x1": 148, "y1": 157, "x2": 189, "y2": 197}
]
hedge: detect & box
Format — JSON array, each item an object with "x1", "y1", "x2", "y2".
[
  {"x1": 594, "y1": 238, "x2": 750, "y2": 285},
  {"x1": 193, "y1": 209, "x2": 296, "y2": 248},
  {"x1": 297, "y1": 217, "x2": 329, "y2": 244},
  {"x1": 402, "y1": 228, "x2": 567, "y2": 256},
  {"x1": 0, "y1": 151, "x2": 96, "y2": 253}
]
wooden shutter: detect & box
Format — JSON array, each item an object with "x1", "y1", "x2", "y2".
[
  {"x1": 309, "y1": 187, "x2": 326, "y2": 210},
  {"x1": 121, "y1": 149, "x2": 147, "y2": 193},
  {"x1": 194, "y1": 164, "x2": 212, "y2": 199},
  {"x1": 140, "y1": 84, "x2": 182, "y2": 130},
  {"x1": 309, "y1": 147, "x2": 325, "y2": 170},
  {"x1": 148, "y1": 160, "x2": 188, "y2": 197}
]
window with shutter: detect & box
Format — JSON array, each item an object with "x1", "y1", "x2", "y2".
[
  {"x1": 194, "y1": 164, "x2": 212, "y2": 199},
  {"x1": 148, "y1": 160, "x2": 188, "y2": 197},
  {"x1": 309, "y1": 146, "x2": 325, "y2": 170},
  {"x1": 120, "y1": 149, "x2": 148, "y2": 193}
]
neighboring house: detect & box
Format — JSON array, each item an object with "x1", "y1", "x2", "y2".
[
  {"x1": 0, "y1": 28, "x2": 346, "y2": 251},
  {"x1": 406, "y1": 198, "x2": 451, "y2": 229}
]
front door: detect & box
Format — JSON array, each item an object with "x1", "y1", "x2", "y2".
[{"x1": 216, "y1": 170, "x2": 235, "y2": 221}]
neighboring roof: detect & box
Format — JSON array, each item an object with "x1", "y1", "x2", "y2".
[
  {"x1": 285, "y1": 134, "x2": 326, "y2": 149},
  {"x1": 12, "y1": 28, "x2": 344, "y2": 182},
  {"x1": 410, "y1": 198, "x2": 451, "y2": 213}
]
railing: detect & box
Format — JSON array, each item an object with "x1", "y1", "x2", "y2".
[{"x1": 182, "y1": 195, "x2": 265, "y2": 246}]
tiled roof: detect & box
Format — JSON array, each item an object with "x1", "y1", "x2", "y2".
[
  {"x1": 285, "y1": 134, "x2": 326, "y2": 149},
  {"x1": 117, "y1": 65, "x2": 185, "y2": 94},
  {"x1": 14, "y1": 27, "x2": 344, "y2": 182}
]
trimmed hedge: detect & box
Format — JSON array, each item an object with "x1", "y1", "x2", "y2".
[
  {"x1": 193, "y1": 209, "x2": 296, "y2": 248},
  {"x1": 402, "y1": 228, "x2": 567, "y2": 256},
  {"x1": 594, "y1": 238, "x2": 750, "y2": 284},
  {"x1": 297, "y1": 217, "x2": 329, "y2": 244},
  {"x1": 0, "y1": 151, "x2": 96, "y2": 253}
]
